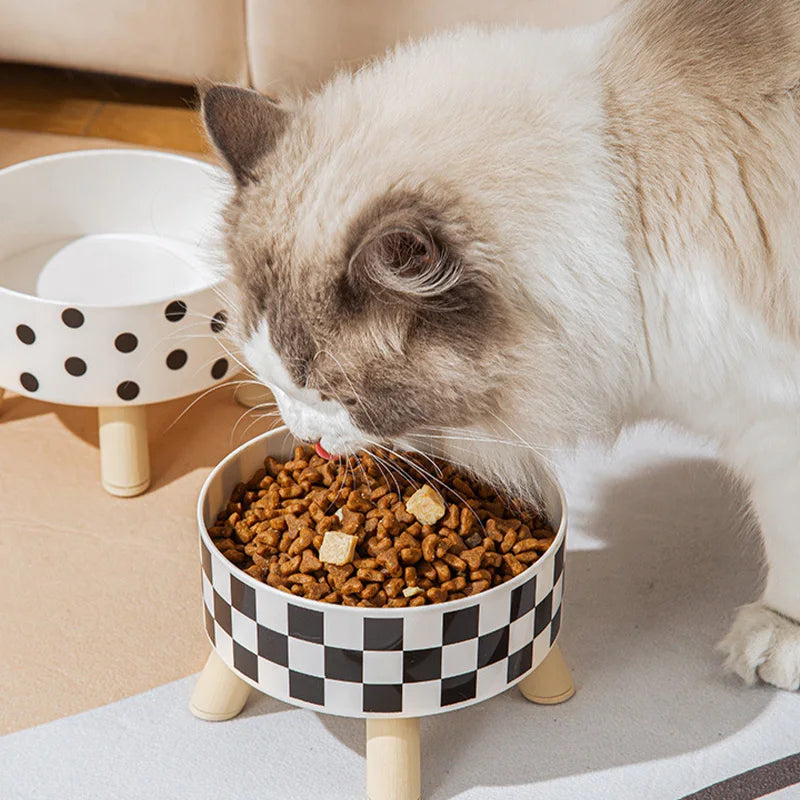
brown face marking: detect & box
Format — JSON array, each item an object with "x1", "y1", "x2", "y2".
[{"x1": 223, "y1": 184, "x2": 516, "y2": 441}]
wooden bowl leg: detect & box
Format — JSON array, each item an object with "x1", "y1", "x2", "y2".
[
  {"x1": 518, "y1": 643, "x2": 575, "y2": 705},
  {"x1": 366, "y1": 717, "x2": 421, "y2": 800},
  {"x1": 98, "y1": 405, "x2": 151, "y2": 497},
  {"x1": 190, "y1": 650, "x2": 252, "y2": 721},
  {"x1": 234, "y1": 381, "x2": 274, "y2": 409}
]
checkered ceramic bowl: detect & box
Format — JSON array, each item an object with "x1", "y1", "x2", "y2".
[
  {"x1": 0, "y1": 149, "x2": 232, "y2": 406},
  {"x1": 198, "y1": 427, "x2": 567, "y2": 718}
]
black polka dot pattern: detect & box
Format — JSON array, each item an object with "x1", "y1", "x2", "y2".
[
  {"x1": 64, "y1": 357, "x2": 87, "y2": 377},
  {"x1": 61, "y1": 308, "x2": 84, "y2": 328},
  {"x1": 116, "y1": 381, "x2": 140, "y2": 401},
  {"x1": 20, "y1": 372, "x2": 39, "y2": 392},
  {"x1": 166, "y1": 349, "x2": 188, "y2": 370},
  {"x1": 11, "y1": 301, "x2": 229, "y2": 401},
  {"x1": 211, "y1": 358, "x2": 228, "y2": 380},
  {"x1": 211, "y1": 311, "x2": 227, "y2": 333},
  {"x1": 16, "y1": 324, "x2": 35, "y2": 345},
  {"x1": 115, "y1": 333, "x2": 138, "y2": 353},
  {"x1": 164, "y1": 300, "x2": 187, "y2": 322}
]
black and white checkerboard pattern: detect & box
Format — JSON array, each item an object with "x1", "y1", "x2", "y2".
[{"x1": 200, "y1": 537, "x2": 564, "y2": 717}]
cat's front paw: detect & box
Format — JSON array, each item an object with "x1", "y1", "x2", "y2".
[{"x1": 718, "y1": 603, "x2": 800, "y2": 690}]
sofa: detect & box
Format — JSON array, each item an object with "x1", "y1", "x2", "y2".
[{"x1": 0, "y1": 0, "x2": 619, "y2": 92}]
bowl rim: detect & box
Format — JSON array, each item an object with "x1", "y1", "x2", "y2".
[
  {"x1": 0, "y1": 148, "x2": 228, "y2": 310},
  {"x1": 197, "y1": 426, "x2": 568, "y2": 615}
]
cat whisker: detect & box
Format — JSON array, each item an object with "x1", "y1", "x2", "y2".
[{"x1": 163, "y1": 378, "x2": 254, "y2": 433}]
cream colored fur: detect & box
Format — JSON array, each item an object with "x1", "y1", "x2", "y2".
[{"x1": 212, "y1": 1, "x2": 800, "y2": 690}]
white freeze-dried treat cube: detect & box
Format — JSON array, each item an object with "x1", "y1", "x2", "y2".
[
  {"x1": 402, "y1": 586, "x2": 424, "y2": 598},
  {"x1": 318, "y1": 530, "x2": 358, "y2": 565},
  {"x1": 405, "y1": 485, "x2": 446, "y2": 525},
  {"x1": 334, "y1": 507, "x2": 345, "y2": 521}
]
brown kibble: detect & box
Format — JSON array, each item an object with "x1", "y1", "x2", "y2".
[
  {"x1": 442, "y1": 552, "x2": 467, "y2": 572},
  {"x1": 340, "y1": 577, "x2": 364, "y2": 595},
  {"x1": 326, "y1": 563, "x2": 354, "y2": 589},
  {"x1": 288, "y1": 528, "x2": 315, "y2": 556},
  {"x1": 300, "y1": 550, "x2": 323, "y2": 573},
  {"x1": 370, "y1": 484, "x2": 389, "y2": 501},
  {"x1": 287, "y1": 573, "x2": 315, "y2": 586},
  {"x1": 279, "y1": 555, "x2": 302, "y2": 576},
  {"x1": 212, "y1": 447, "x2": 554, "y2": 607},
  {"x1": 417, "y1": 560, "x2": 437, "y2": 581},
  {"x1": 346, "y1": 490, "x2": 372, "y2": 513},
  {"x1": 376, "y1": 547, "x2": 402, "y2": 578},
  {"x1": 500, "y1": 530, "x2": 518, "y2": 554},
  {"x1": 461, "y1": 547, "x2": 484, "y2": 571},
  {"x1": 421, "y1": 533, "x2": 439, "y2": 563},
  {"x1": 426, "y1": 587, "x2": 448, "y2": 604},
  {"x1": 304, "y1": 582, "x2": 329, "y2": 601},
  {"x1": 485, "y1": 518, "x2": 503, "y2": 542},
  {"x1": 394, "y1": 505, "x2": 415, "y2": 524},
  {"x1": 357, "y1": 567, "x2": 385, "y2": 583},
  {"x1": 459, "y1": 507, "x2": 474, "y2": 538},
  {"x1": 385, "y1": 577, "x2": 405, "y2": 598},
  {"x1": 434, "y1": 539, "x2": 453, "y2": 559},
  {"x1": 266, "y1": 571, "x2": 287, "y2": 589},
  {"x1": 395, "y1": 531, "x2": 419, "y2": 550},
  {"x1": 399, "y1": 546, "x2": 423, "y2": 564},
  {"x1": 502, "y1": 553, "x2": 526, "y2": 576},
  {"x1": 512, "y1": 538, "x2": 541, "y2": 555},
  {"x1": 362, "y1": 583, "x2": 380, "y2": 600},
  {"x1": 442, "y1": 504, "x2": 460, "y2": 529},
  {"x1": 441, "y1": 576, "x2": 467, "y2": 592}
]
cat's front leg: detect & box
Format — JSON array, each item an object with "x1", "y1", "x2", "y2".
[{"x1": 718, "y1": 418, "x2": 800, "y2": 690}]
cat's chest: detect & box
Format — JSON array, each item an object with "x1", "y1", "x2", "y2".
[{"x1": 639, "y1": 260, "x2": 800, "y2": 436}]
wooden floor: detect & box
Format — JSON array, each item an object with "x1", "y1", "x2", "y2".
[{"x1": 0, "y1": 61, "x2": 206, "y2": 152}]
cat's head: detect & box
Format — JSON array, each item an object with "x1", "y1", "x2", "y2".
[{"x1": 200, "y1": 34, "x2": 635, "y2": 494}]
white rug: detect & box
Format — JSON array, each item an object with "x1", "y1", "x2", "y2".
[{"x1": 2, "y1": 423, "x2": 798, "y2": 799}]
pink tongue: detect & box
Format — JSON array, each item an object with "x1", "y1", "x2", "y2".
[{"x1": 315, "y1": 441, "x2": 333, "y2": 460}]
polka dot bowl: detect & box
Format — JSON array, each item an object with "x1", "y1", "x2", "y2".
[
  {"x1": 0, "y1": 149, "x2": 232, "y2": 408},
  {"x1": 197, "y1": 427, "x2": 567, "y2": 718}
]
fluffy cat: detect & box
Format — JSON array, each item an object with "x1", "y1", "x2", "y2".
[{"x1": 201, "y1": 0, "x2": 800, "y2": 691}]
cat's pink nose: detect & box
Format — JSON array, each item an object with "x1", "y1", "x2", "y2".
[{"x1": 315, "y1": 441, "x2": 334, "y2": 460}]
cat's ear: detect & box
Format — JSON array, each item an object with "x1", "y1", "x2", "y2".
[
  {"x1": 350, "y1": 217, "x2": 462, "y2": 301},
  {"x1": 200, "y1": 83, "x2": 290, "y2": 185}
]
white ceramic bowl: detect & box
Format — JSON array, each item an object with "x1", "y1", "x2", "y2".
[
  {"x1": 198, "y1": 428, "x2": 567, "y2": 718},
  {"x1": 0, "y1": 149, "x2": 232, "y2": 406}
]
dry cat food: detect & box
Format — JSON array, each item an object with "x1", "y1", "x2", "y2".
[{"x1": 208, "y1": 446, "x2": 555, "y2": 608}]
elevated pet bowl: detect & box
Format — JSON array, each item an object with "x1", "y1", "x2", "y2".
[
  {"x1": 191, "y1": 427, "x2": 574, "y2": 799},
  {"x1": 0, "y1": 149, "x2": 232, "y2": 496}
]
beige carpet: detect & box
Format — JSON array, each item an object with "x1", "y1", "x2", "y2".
[{"x1": 0, "y1": 129, "x2": 275, "y2": 735}]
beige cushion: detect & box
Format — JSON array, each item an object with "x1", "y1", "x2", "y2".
[
  {"x1": 0, "y1": 0, "x2": 248, "y2": 85},
  {"x1": 246, "y1": 0, "x2": 621, "y2": 94}
]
